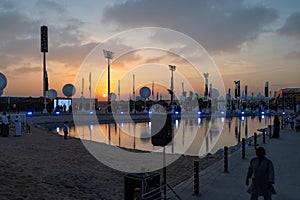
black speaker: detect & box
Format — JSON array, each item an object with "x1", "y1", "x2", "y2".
[
  {"x1": 151, "y1": 113, "x2": 172, "y2": 146},
  {"x1": 124, "y1": 172, "x2": 161, "y2": 200}
]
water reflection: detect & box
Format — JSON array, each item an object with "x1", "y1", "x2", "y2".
[{"x1": 57, "y1": 116, "x2": 273, "y2": 156}]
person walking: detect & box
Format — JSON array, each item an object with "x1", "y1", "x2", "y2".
[
  {"x1": 273, "y1": 115, "x2": 280, "y2": 138},
  {"x1": 63, "y1": 121, "x2": 69, "y2": 139},
  {"x1": 246, "y1": 147, "x2": 276, "y2": 200},
  {"x1": 1, "y1": 112, "x2": 9, "y2": 137},
  {"x1": 14, "y1": 115, "x2": 21, "y2": 137},
  {"x1": 289, "y1": 113, "x2": 295, "y2": 130}
]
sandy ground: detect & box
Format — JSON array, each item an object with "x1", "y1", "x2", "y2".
[{"x1": 0, "y1": 125, "x2": 221, "y2": 200}]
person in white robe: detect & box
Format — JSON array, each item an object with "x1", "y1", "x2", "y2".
[{"x1": 15, "y1": 115, "x2": 21, "y2": 137}]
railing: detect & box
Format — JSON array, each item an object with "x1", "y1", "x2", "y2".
[{"x1": 132, "y1": 127, "x2": 274, "y2": 199}]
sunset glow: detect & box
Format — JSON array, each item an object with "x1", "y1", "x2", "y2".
[{"x1": 0, "y1": 0, "x2": 299, "y2": 99}]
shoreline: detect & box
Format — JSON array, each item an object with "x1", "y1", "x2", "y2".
[
  {"x1": 0, "y1": 125, "x2": 222, "y2": 199},
  {"x1": 0, "y1": 112, "x2": 272, "y2": 199},
  {"x1": 25, "y1": 110, "x2": 280, "y2": 129}
]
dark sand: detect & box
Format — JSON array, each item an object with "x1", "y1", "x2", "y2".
[{"x1": 0, "y1": 125, "x2": 220, "y2": 199}]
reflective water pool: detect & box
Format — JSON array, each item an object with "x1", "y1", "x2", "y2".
[{"x1": 56, "y1": 115, "x2": 273, "y2": 156}]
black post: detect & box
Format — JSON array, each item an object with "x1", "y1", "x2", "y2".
[
  {"x1": 242, "y1": 138, "x2": 246, "y2": 159},
  {"x1": 108, "y1": 58, "x2": 110, "y2": 105},
  {"x1": 224, "y1": 146, "x2": 228, "y2": 173},
  {"x1": 194, "y1": 160, "x2": 199, "y2": 195},
  {"x1": 41, "y1": 25, "x2": 48, "y2": 114},
  {"x1": 163, "y1": 146, "x2": 166, "y2": 200},
  {"x1": 263, "y1": 129, "x2": 266, "y2": 144},
  {"x1": 254, "y1": 132, "x2": 257, "y2": 150}
]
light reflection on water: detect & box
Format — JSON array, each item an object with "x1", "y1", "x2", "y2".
[{"x1": 56, "y1": 116, "x2": 273, "y2": 156}]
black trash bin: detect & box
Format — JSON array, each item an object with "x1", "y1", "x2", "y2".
[{"x1": 124, "y1": 172, "x2": 161, "y2": 200}]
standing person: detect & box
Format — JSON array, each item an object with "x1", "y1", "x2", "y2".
[
  {"x1": 14, "y1": 115, "x2": 21, "y2": 137},
  {"x1": 273, "y1": 115, "x2": 280, "y2": 138},
  {"x1": 289, "y1": 113, "x2": 295, "y2": 130},
  {"x1": 246, "y1": 147, "x2": 276, "y2": 200},
  {"x1": 63, "y1": 121, "x2": 69, "y2": 139},
  {"x1": 1, "y1": 112, "x2": 9, "y2": 137}
]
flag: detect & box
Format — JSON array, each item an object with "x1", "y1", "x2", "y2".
[
  {"x1": 82, "y1": 78, "x2": 84, "y2": 96},
  {"x1": 152, "y1": 81, "x2": 154, "y2": 97},
  {"x1": 89, "y1": 72, "x2": 91, "y2": 93},
  {"x1": 45, "y1": 71, "x2": 49, "y2": 91},
  {"x1": 118, "y1": 80, "x2": 120, "y2": 97},
  {"x1": 132, "y1": 74, "x2": 135, "y2": 99}
]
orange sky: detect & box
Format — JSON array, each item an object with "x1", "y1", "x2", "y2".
[{"x1": 1, "y1": 0, "x2": 300, "y2": 99}]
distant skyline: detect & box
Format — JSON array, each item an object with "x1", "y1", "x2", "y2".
[{"x1": 0, "y1": 0, "x2": 300, "y2": 100}]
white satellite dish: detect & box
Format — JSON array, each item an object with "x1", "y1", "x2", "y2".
[
  {"x1": 48, "y1": 89, "x2": 57, "y2": 99},
  {"x1": 62, "y1": 84, "x2": 76, "y2": 97},
  {"x1": 211, "y1": 88, "x2": 220, "y2": 99},
  {"x1": 0, "y1": 72, "x2": 7, "y2": 91},
  {"x1": 139, "y1": 87, "x2": 151, "y2": 99},
  {"x1": 109, "y1": 93, "x2": 117, "y2": 101}
]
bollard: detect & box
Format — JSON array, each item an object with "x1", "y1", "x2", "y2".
[
  {"x1": 269, "y1": 125, "x2": 272, "y2": 139},
  {"x1": 254, "y1": 132, "x2": 257, "y2": 150},
  {"x1": 224, "y1": 146, "x2": 228, "y2": 173},
  {"x1": 242, "y1": 138, "x2": 246, "y2": 159},
  {"x1": 263, "y1": 129, "x2": 266, "y2": 144},
  {"x1": 134, "y1": 188, "x2": 142, "y2": 200},
  {"x1": 194, "y1": 160, "x2": 199, "y2": 195}
]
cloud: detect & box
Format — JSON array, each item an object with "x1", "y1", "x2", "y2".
[
  {"x1": 144, "y1": 55, "x2": 165, "y2": 63},
  {"x1": 48, "y1": 42, "x2": 98, "y2": 68},
  {"x1": 278, "y1": 12, "x2": 300, "y2": 38},
  {"x1": 0, "y1": 38, "x2": 39, "y2": 70},
  {"x1": 0, "y1": 3, "x2": 91, "y2": 71},
  {"x1": 13, "y1": 66, "x2": 41, "y2": 74},
  {"x1": 35, "y1": 0, "x2": 66, "y2": 13},
  {"x1": 285, "y1": 51, "x2": 300, "y2": 60},
  {"x1": 0, "y1": 11, "x2": 40, "y2": 41},
  {"x1": 0, "y1": 0, "x2": 16, "y2": 10},
  {"x1": 102, "y1": 0, "x2": 278, "y2": 53}
]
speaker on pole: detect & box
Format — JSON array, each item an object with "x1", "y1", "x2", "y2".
[{"x1": 151, "y1": 113, "x2": 172, "y2": 146}]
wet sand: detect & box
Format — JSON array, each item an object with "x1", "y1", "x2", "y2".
[{"x1": 0, "y1": 125, "x2": 220, "y2": 199}]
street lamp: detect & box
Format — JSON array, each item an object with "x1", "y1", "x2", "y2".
[
  {"x1": 41, "y1": 25, "x2": 49, "y2": 114},
  {"x1": 103, "y1": 50, "x2": 114, "y2": 105},
  {"x1": 169, "y1": 65, "x2": 176, "y2": 104},
  {"x1": 203, "y1": 73, "x2": 209, "y2": 100}
]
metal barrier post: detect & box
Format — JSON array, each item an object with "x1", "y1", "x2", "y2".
[
  {"x1": 224, "y1": 146, "x2": 228, "y2": 173},
  {"x1": 242, "y1": 138, "x2": 246, "y2": 159},
  {"x1": 254, "y1": 132, "x2": 257, "y2": 150},
  {"x1": 263, "y1": 129, "x2": 266, "y2": 144},
  {"x1": 194, "y1": 160, "x2": 199, "y2": 195},
  {"x1": 269, "y1": 125, "x2": 272, "y2": 139}
]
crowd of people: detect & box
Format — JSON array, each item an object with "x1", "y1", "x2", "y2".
[{"x1": 0, "y1": 112, "x2": 30, "y2": 137}]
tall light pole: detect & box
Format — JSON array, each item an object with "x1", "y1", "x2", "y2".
[
  {"x1": 41, "y1": 25, "x2": 48, "y2": 114},
  {"x1": 103, "y1": 50, "x2": 114, "y2": 105},
  {"x1": 169, "y1": 65, "x2": 176, "y2": 104},
  {"x1": 203, "y1": 73, "x2": 209, "y2": 100}
]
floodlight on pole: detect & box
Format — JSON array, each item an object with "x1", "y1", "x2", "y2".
[
  {"x1": 103, "y1": 49, "x2": 114, "y2": 105},
  {"x1": 169, "y1": 65, "x2": 176, "y2": 104},
  {"x1": 203, "y1": 72, "x2": 209, "y2": 99},
  {"x1": 41, "y1": 25, "x2": 48, "y2": 114}
]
